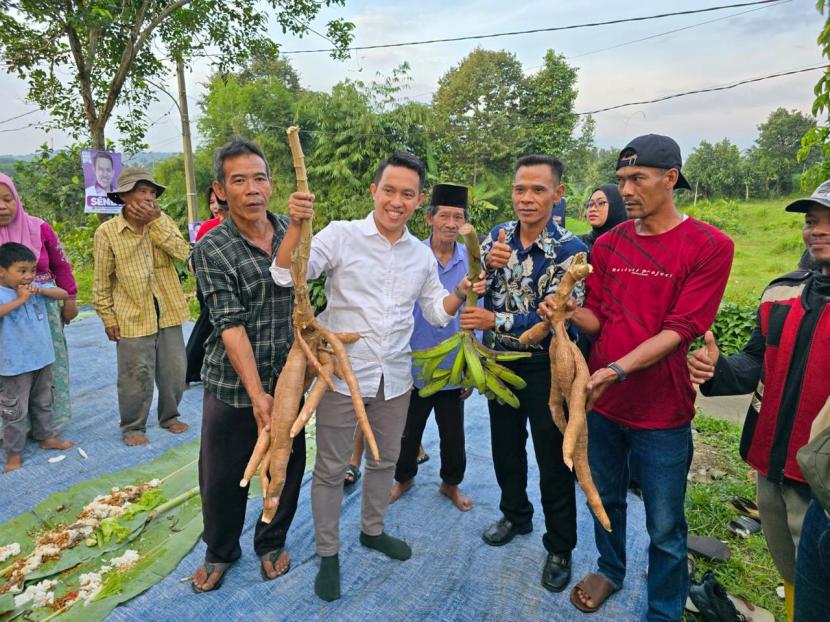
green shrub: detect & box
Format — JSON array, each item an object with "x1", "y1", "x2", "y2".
[
  {"x1": 53, "y1": 215, "x2": 98, "y2": 270},
  {"x1": 693, "y1": 300, "x2": 756, "y2": 355},
  {"x1": 685, "y1": 199, "x2": 746, "y2": 236}
]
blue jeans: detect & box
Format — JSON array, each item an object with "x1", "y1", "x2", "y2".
[
  {"x1": 794, "y1": 499, "x2": 830, "y2": 622},
  {"x1": 588, "y1": 411, "x2": 693, "y2": 622}
]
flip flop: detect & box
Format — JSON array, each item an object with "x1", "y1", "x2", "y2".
[
  {"x1": 344, "y1": 464, "x2": 361, "y2": 487},
  {"x1": 570, "y1": 573, "x2": 619, "y2": 614},
  {"x1": 688, "y1": 571, "x2": 742, "y2": 621},
  {"x1": 260, "y1": 548, "x2": 290, "y2": 581},
  {"x1": 417, "y1": 452, "x2": 430, "y2": 465},
  {"x1": 727, "y1": 516, "x2": 761, "y2": 539},
  {"x1": 191, "y1": 560, "x2": 233, "y2": 593},
  {"x1": 730, "y1": 496, "x2": 761, "y2": 521},
  {"x1": 729, "y1": 593, "x2": 775, "y2": 622},
  {"x1": 687, "y1": 535, "x2": 732, "y2": 561}
]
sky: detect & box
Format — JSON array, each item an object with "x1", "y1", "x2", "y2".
[{"x1": 0, "y1": 0, "x2": 825, "y2": 157}]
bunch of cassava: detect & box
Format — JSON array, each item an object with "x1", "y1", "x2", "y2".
[
  {"x1": 411, "y1": 223, "x2": 531, "y2": 406},
  {"x1": 240, "y1": 127, "x2": 380, "y2": 524},
  {"x1": 518, "y1": 252, "x2": 611, "y2": 532}
]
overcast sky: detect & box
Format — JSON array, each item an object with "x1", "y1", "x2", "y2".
[{"x1": 0, "y1": 0, "x2": 824, "y2": 157}]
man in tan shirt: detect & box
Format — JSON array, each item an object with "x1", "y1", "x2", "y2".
[{"x1": 92, "y1": 167, "x2": 190, "y2": 446}]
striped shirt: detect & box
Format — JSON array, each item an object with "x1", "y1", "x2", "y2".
[
  {"x1": 92, "y1": 212, "x2": 190, "y2": 338},
  {"x1": 192, "y1": 212, "x2": 293, "y2": 408}
]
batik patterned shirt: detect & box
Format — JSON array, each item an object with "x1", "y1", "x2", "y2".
[{"x1": 481, "y1": 219, "x2": 588, "y2": 351}]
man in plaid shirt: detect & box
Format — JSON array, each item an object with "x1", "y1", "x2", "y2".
[{"x1": 190, "y1": 137, "x2": 303, "y2": 592}]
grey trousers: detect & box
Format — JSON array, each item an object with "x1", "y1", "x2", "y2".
[
  {"x1": 116, "y1": 325, "x2": 186, "y2": 438},
  {"x1": 312, "y1": 378, "x2": 411, "y2": 556},
  {"x1": 1, "y1": 366, "x2": 54, "y2": 457},
  {"x1": 756, "y1": 474, "x2": 812, "y2": 584}
]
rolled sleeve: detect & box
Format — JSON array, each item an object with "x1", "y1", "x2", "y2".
[
  {"x1": 418, "y1": 260, "x2": 453, "y2": 327},
  {"x1": 270, "y1": 263, "x2": 293, "y2": 287}
]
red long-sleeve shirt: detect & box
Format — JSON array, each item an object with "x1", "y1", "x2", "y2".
[{"x1": 585, "y1": 217, "x2": 734, "y2": 429}]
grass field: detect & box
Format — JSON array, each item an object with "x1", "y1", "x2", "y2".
[{"x1": 685, "y1": 415, "x2": 784, "y2": 621}]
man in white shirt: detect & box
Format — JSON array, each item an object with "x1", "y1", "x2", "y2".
[{"x1": 272, "y1": 153, "x2": 480, "y2": 602}]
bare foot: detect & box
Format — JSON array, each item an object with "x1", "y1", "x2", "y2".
[
  {"x1": 41, "y1": 437, "x2": 74, "y2": 450},
  {"x1": 440, "y1": 482, "x2": 473, "y2": 512},
  {"x1": 165, "y1": 421, "x2": 189, "y2": 434},
  {"x1": 124, "y1": 434, "x2": 150, "y2": 446},
  {"x1": 389, "y1": 479, "x2": 414, "y2": 503},
  {"x1": 261, "y1": 550, "x2": 290, "y2": 579},
  {"x1": 4, "y1": 454, "x2": 22, "y2": 473}
]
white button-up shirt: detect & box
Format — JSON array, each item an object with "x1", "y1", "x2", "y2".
[{"x1": 270, "y1": 212, "x2": 454, "y2": 399}]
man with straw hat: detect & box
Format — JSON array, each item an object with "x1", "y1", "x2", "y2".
[{"x1": 92, "y1": 166, "x2": 190, "y2": 446}]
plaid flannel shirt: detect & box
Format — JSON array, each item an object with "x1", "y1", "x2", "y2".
[{"x1": 191, "y1": 212, "x2": 293, "y2": 408}]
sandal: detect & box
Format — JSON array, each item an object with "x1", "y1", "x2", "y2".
[
  {"x1": 191, "y1": 560, "x2": 233, "y2": 593},
  {"x1": 570, "y1": 573, "x2": 619, "y2": 614},
  {"x1": 260, "y1": 548, "x2": 290, "y2": 581},
  {"x1": 688, "y1": 571, "x2": 743, "y2": 622},
  {"x1": 417, "y1": 452, "x2": 430, "y2": 465},
  {"x1": 727, "y1": 516, "x2": 761, "y2": 539},
  {"x1": 344, "y1": 464, "x2": 361, "y2": 487},
  {"x1": 687, "y1": 535, "x2": 731, "y2": 561},
  {"x1": 730, "y1": 496, "x2": 761, "y2": 521}
]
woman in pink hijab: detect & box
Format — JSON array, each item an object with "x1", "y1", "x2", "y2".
[{"x1": 0, "y1": 173, "x2": 77, "y2": 427}]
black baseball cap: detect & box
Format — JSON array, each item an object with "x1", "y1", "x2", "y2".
[
  {"x1": 785, "y1": 180, "x2": 830, "y2": 213},
  {"x1": 616, "y1": 134, "x2": 692, "y2": 190}
]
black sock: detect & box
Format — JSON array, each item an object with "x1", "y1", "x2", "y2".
[
  {"x1": 314, "y1": 554, "x2": 340, "y2": 602},
  {"x1": 359, "y1": 531, "x2": 412, "y2": 561}
]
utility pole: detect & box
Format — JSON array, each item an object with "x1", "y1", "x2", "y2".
[{"x1": 176, "y1": 59, "x2": 198, "y2": 227}]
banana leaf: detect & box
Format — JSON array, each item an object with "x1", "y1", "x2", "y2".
[{"x1": 0, "y1": 441, "x2": 202, "y2": 620}]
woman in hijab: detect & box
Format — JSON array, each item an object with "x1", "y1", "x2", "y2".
[
  {"x1": 0, "y1": 173, "x2": 78, "y2": 428},
  {"x1": 580, "y1": 184, "x2": 627, "y2": 253}
]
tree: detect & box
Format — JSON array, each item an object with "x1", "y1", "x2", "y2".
[
  {"x1": 683, "y1": 139, "x2": 744, "y2": 199},
  {"x1": 520, "y1": 50, "x2": 581, "y2": 158},
  {"x1": 0, "y1": 1, "x2": 353, "y2": 152},
  {"x1": 12, "y1": 144, "x2": 86, "y2": 226},
  {"x1": 750, "y1": 107, "x2": 816, "y2": 194},
  {"x1": 798, "y1": 5, "x2": 830, "y2": 190},
  {"x1": 432, "y1": 48, "x2": 526, "y2": 186},
  {"x1": 304, "y1": 65, "x2": 434, "y2": 228}
]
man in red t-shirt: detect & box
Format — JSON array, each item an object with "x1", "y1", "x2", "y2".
[{"x1": 553, "y1": 135, "x2": 734, "y2": 620}]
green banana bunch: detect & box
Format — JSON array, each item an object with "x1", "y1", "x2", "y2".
[
  {"x1": 411, "y1": 221, "x2": 531, "y2": 406},
  {"x1": 412, "y1": 330, "x2": 530, "y2": 405}
]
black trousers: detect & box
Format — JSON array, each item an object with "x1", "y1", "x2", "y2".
[
  {"x1": 185, "y1": 287, "x2": 211, "y2": 383},
  {"x1": 488, "y1": 355, "x2": 577, "y2": 555},
  {"x1": 394, "y1": 388, "x2": 466, "y2": 486},
  {"x1": 199, "y1": 389, "x2": 306, "y2": 563}
]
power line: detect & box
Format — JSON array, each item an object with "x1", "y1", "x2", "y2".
[
  {"x1": 578, "y1": 63, "x2": 828, "y2": 115},
  {"x1": 392, "y1": 1, "x2": 788, "y2": 106},
  {"x1": 281, "y1": 0, "x2": 787, "y2": 55},
  {"x1": 0, "y1": 109, "x2": 39, "y2": 125},
  {"x1": 568, "y1": 1, "x2": 787, "y2": 60},
  {"x1": 0, "y1": 121, "x2": 40, "y2": 134}
]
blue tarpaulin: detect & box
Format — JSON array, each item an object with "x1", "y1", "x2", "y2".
[{"x1": 1, "y1": 315, "x2": 650, "y2": 621}]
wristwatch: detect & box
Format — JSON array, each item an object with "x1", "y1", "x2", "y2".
[
  {"x1": 607, "y1": 362, "x2": 627, "y2": 383},
  {"x1": 453, "y1": 285, "x2": 466, "y2": 302}
]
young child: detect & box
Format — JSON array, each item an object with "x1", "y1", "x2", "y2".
[{"x1": 0, "y1": 242, "x2": 74, "y2": 473}]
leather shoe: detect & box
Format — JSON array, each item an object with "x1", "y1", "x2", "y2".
[
  {"x1": 481, "y1": 517, "x2": 532, "y2": 547},
  {"x1": 541, "y1": 552, "x2": 572, "y2": 592}
]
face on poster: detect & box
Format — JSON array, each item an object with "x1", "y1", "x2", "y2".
[{"x1": 82, "y1": 149, "x2": 122, "y2": 214}]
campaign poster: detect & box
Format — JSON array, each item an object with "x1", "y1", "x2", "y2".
[{"x1": 82, "y1": 149, "x2": 122, "y2": 214}]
